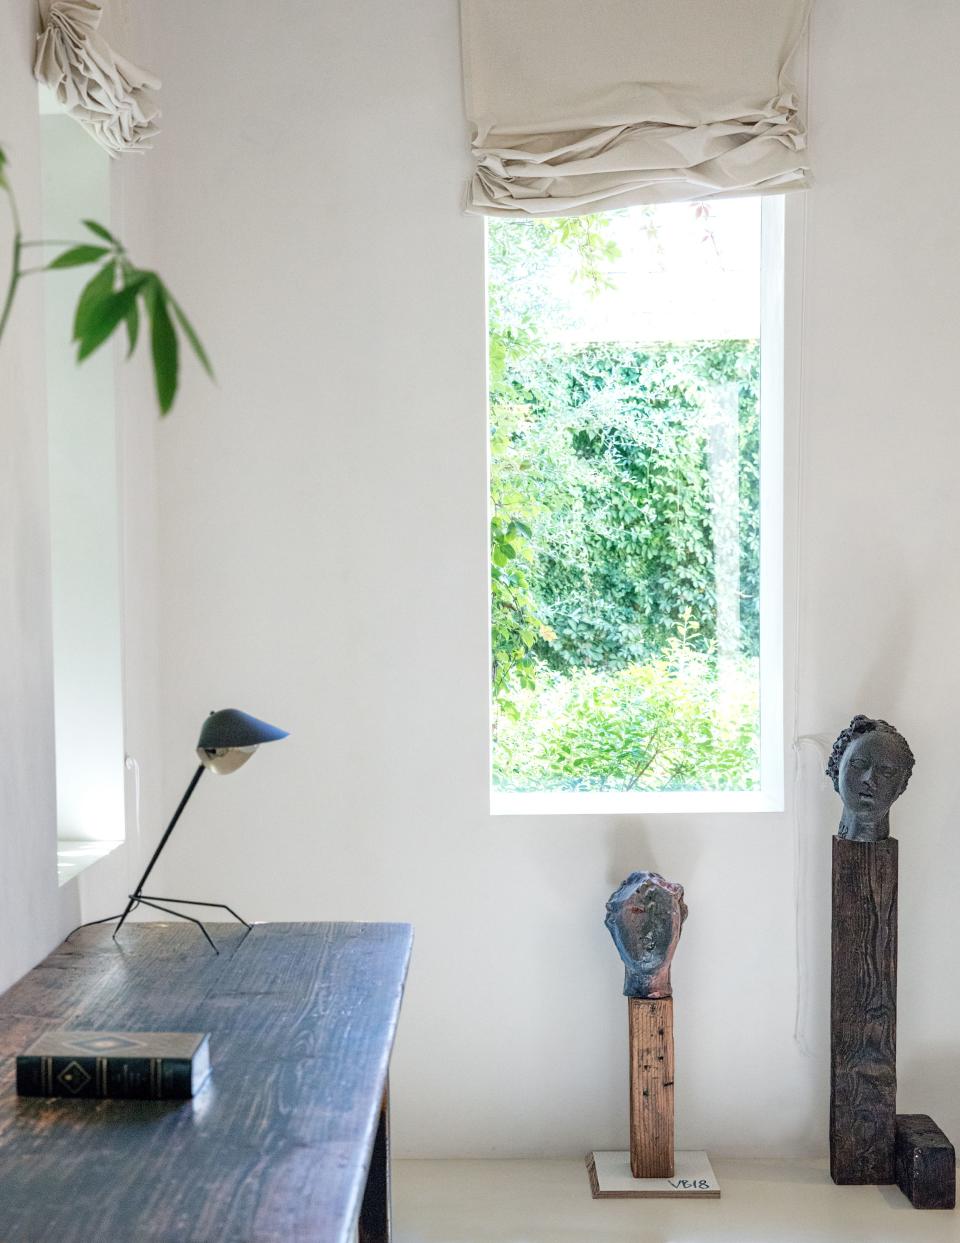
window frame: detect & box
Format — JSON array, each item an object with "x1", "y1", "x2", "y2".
[
  {"x1": 488, "y1": 195, "x2": 789, "y2": 816},
  {"x1": 39, "y1": 89, "x2": 130, "y2": 877}
]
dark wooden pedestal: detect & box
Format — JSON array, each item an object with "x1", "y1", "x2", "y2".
[
  {"x1": 830, "y1": 837, "x2": 898, "y2": 1184},
  {"x1": 896, "y1": 1114, "x2": 957, "y2": 1210}
]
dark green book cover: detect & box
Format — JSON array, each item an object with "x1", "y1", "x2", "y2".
[{"x1": 16, "y1": 1031, "x2": 211, "y2": 1100}]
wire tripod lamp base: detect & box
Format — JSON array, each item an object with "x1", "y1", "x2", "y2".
[
  {"x1": 66, "y1": 763, "x2": 250, "y2": 954},
  {"x1": 73, "y1": 894, "x2": 251, "y2": 955}
]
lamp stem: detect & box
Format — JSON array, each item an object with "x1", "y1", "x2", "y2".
[{"x1": 113, "y1": 764, "x2": 206, "y2": 940}]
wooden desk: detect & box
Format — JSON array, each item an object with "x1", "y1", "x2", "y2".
[{"x1": 0, "y1": 921, "x2": 413, "y2": 1243}]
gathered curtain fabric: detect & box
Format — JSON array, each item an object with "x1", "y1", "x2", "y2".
[
  {"x1": 460, "y1": 0, "x2": 811, "y2": 217},
  {"x1": 34, "y1": 0, "x2": 160, "y2": 155}
]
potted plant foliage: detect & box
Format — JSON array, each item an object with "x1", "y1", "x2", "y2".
[{"x1": 0, "y1": 142, "x2": 211, "y2": 413}]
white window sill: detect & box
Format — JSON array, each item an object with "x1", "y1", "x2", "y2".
[
  {"x1": 490, "y1": 790, "x2": 784, "y2": 816},
  {"x1": 57, "y1": 839, "x2": 123, "y2": 886}
]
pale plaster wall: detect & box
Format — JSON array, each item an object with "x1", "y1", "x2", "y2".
[{"x1": 106, "y1": 0, "x2": 960, "y2": 1158}]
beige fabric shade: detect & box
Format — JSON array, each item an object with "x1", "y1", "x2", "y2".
[
  {"x1": 35, "y1": 0, "x2": 160, "y2": 155},
  {"x1": 461, "y1": 0, "x2": 811, "y2": 217}
]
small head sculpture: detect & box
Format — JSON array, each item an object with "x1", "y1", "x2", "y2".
[
  {"x1": 826, "y1": 715, "x2": 915, "y2": 842},
  {"x1": 604, "y1": 871, "x2": 687, "y2": 999}
]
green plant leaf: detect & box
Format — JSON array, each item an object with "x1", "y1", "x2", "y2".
[
  {"x1": 49, "y1": 244, "x2": 110, "y2": 270},
  {"x1": 147, "y1": 280, "x2": 179, "y2": 414},
  {"x1": 169, "y1": 295, "x2": 214, "y2": 380},
  {"x1": 76, "y1": 283, "x2": 143, "y2": 361},
  {"x1": 72, "y1": 260, "x2": 116, "y2": 342},
  {"x1": 82, "y1": 219, "x2": 118, "y2": 245},
  {"x1": 124, "y1": 298, "x2": 139, "y2": 358},
  {"x1": 121, "y1": 265, "x2": 145, "y2": 357}
]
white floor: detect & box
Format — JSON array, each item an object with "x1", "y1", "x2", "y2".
[{"x1": 393, "y1": 1158, "x2": 959, "y2": 1243}]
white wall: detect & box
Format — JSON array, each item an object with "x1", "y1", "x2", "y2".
[
  {"x1": 115, "y1": 0, "x2": 960, "y2": 1158},
  {"x1": 0, "y1": 0, "x2": 62, "y2": 990}
]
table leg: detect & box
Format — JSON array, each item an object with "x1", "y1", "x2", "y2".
[{"x1": 359, "y1": 1080, "x2": 391, "y2": 1243}]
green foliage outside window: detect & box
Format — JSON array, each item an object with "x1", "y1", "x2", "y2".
[
  {"x1": 513, "y1": 340, "x2": 760, "y2": 673},
  {"x1": 489, "y1": 212, "x2": 762, "y2": 793},
  {"x1": 495, "y1": 614, "x2": 759, "y2": 793}
]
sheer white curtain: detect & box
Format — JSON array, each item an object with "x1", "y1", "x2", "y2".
[
  {"x1": 461, "y1": 0, "x2": 811, "y2": 217},
  {"x1": 35, "y1": 0, "x2": 160, "y2": 154}
]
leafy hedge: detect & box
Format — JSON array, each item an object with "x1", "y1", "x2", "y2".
[
  {"x1": 508, "y1": 340, "x2": 760, "y2": 675},
  {"x1": 493, "y1": 621, "x2": 759, "y2": 793}
]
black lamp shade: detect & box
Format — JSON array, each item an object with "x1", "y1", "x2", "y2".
[
  {"x1": 198, "y1": 709, "x2": 289, "y2": 750},
  {"x1": 197, "y1": 709, "x2": 289, "y2": 775}
]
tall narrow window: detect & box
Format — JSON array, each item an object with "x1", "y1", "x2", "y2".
[
  {"x1": 40, "y1": 90, "x2": 126, "y2": 877},
  {"x1": 489, "y1": 198, "x2": 783, "y2": 812}
]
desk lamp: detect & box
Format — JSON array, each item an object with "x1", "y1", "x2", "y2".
[{"x1": 75, "y1": 708, "x2": 288, "y2": 953}]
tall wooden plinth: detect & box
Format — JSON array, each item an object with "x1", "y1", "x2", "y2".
[
  {"x1": 830, "y1": 837, "x2": 898, "y2": 1184},
  {"x1": 629, "y1": 997, "x2": 674, "y2": 1179}
]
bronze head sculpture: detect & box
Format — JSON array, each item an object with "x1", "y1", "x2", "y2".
[
  {"x1": 826, "y1": 715, "x2": 915, "y2": 842},
  {"x1": 605, "y1": 871, "x2": 687, "y2": 999}
]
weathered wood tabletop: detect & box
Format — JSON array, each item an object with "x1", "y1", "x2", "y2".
[{"x1": 0, "y1": 921, "x2": 413, "y2": 1243}]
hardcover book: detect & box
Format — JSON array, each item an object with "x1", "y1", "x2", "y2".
[{"x1": 16, "y1": 1031, "x2": 211, "y2": 1100}]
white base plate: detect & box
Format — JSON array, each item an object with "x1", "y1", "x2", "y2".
[{"x1": 587, "y1": 1150, "x2": 721, "y2": 1198}]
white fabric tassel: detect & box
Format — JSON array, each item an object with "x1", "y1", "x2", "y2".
[{"x1": 34, "y1": 0, "x2": 160, "y2": 155}]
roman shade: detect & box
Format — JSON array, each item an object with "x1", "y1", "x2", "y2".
[
  {"x1": 35, "y1": 0, "x2": 160, "y2": 154},
  {"x1": 461, "y1": 0, "x2": 811, "y2": 217}
]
